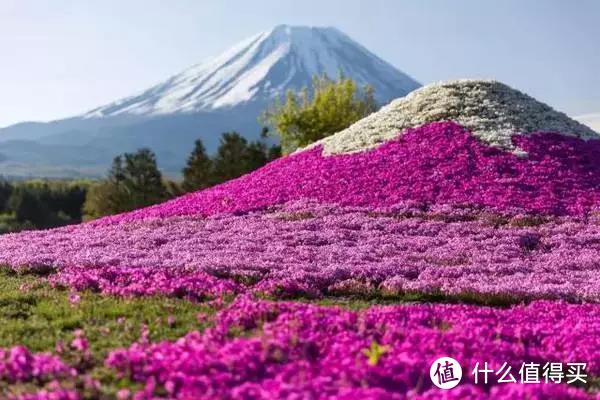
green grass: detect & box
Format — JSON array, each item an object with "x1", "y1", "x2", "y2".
[
  {"x1": 0, "y1": 268, "x2": 220, "y2": 397},
  {"x1": 0, "y1": 267, "x2": 521, "y2": 361},
  {"x1": 0, "y1": 269, "x2": 212, "y2": 357},
  {"x1": 261, "y1": 287, "x2": 531, "y2": 308},
  {"x1": 0, "y1": 269, "x2": 597, "y2": 397}
]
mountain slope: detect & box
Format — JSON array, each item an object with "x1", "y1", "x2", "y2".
[{"x1": 0, "y1": 25, "x2": 420, "y2": 178}]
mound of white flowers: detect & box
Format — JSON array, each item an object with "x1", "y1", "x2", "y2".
[{"x1": 312, "y1": 80, "x2": 598, "y2": 156}]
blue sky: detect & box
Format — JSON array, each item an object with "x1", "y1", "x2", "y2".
[{"x1": 1, "y1": 0, "x2": 599, "y2": 127}]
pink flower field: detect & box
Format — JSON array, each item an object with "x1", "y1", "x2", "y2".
[
  {"x1": 2, "y1": 299, "x2": 599, "y2": 399},
  {"x1": 1, "y1": 201, "x2": 600, "y2": 302},
  {"x1": 104, "y1": 298, "x2": 600, "y2": 399},
  {"x1": 0, "y1": 113, "x2": 599, "y2": 398}
]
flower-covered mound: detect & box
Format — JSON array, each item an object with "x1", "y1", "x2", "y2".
[
  {"x1": 313, "y1": 80, "x2": 598, "y2": 155},
  {"x1": 106, "y1": 299, "x2": 600, "y2": 399},
  {"x1": 1, "y1": 202, "x2": 599, "y2": 302},
  {"x1": 93, "y1": 121, "x2": 600, "y2": 225}
]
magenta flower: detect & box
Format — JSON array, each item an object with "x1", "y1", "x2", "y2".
[
  {"x1": 70, "y1": 330, "x2": 88, "y2": 353},
  {"x1": 103, "y1": 298, "x2": 599, "y2": 399},
  {"x1": 68, "y1": 293, "x2": 81, "y2": 306}
]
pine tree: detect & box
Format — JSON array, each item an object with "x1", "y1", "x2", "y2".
[
  {"x1": 212, "y1": 132, "x2": 251, "y2": 183},
  {"x1": 245, "y1": 141, "x2": 269, "y2": 171},
  {"x1": 84, "y1": 148, "x2": 168, "y2": 218},
  {"x1": 121, "y1": 148, "x2": 167, "y2": 206},
  {"x1": 182, "y1": 139, "x2": 213, "y2": 192}
]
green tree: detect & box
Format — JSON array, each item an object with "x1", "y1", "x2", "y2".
[
  {"x1": 212, "y1": 132, "x2": 252, "y2": 183},
  {"x1": 0, "y1": 179, "x2": 13, "y2": 213},
  {"x1": 84, "y1": 148, "x2": 169, "y2": 218},
  {"x1": 164, "y1": 179, "x2": 184, "y2": 198},
  {"x1": 0, "y1": 180, "x2": 89, "y2": 231},
  {"x1": 261, "y1": 74, "x2": 377, "y2": 153},
  {"x1": 266, "y1": 144, "x2": 282, "y2": 162},
  {"x1": 116, "y1": 148, "x2": 168, "y2": 207},
  {"x1": 210, "y1": 132, "x2": 281, "y2": 185},
  {"x1": 181, "y1": 139, "x2": 214, "y2": 192},
  {"x1": 58, "y1": 184, "x2": 87, "y2": 221},
  {"x1": 245, "y1": 141, "x2": 269, "y2": 170},
  {"x1": 83, "y1": 181, "x2": 127, "y2": 220},
  {"x1": 8, "y1": 187, "x2": 43, "y2": 225},
  {"x1": 259, "y1": 129, "x2": 282, "y2": 162}
]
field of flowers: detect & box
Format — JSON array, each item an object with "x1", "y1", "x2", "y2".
[
  {"x1": 4, "y1": 298, "x2": 598, "y2": 399},
  {"x1": 0, "y1": 119, "x2": 598, "y2": 398},
  {"x1": 1, "y1": 201, "x2": 599, "y2": 303}
]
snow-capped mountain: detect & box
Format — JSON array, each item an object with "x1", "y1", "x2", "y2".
[
  {"x1": 84, "y1": 25, "x2": 419, "y2": 118},
  {"x1": 0, "y1": 25, "x2": 420, "y2": 178}
]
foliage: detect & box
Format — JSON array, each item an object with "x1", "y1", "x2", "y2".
[
  {"x1": 212, "y1": 132, "x2": 270, "y2": 183},
  {"x1": 7, "y1": 187, "x2": 50, "y2": 227},
  {"x1": 181, "y1": 132, "x2": 281, "y2": 193},
  {"x1": 0, "y1": 179, "x2": 12, "y2": 211},
  {"x1": 82, "y1": 181, "x2": 127, "y2": 220},
  {"x1": 261, "y1": 74, "x2": 377, "y2": 153},
  {"x1": 0, "y1": 179, "x2": 89, "y2": 232},
  {"x1": 362, "y1": 341, "x2": 389, "y2": 366},
  {"x1": 109, "y1": 148, "x2": 168, "y2": 206},
  {"x1": 0, "y1": 131, "x2": 279, "y2": 224},
  {"x1": 182, "y1": 139, "x2": 213, "y2": 192},
  {"x1": 83, "y1": 149, "x2": 168, "y2": 218},
  {"x1": 164, "y1": 178, "x2": 184, "y2": 198}
]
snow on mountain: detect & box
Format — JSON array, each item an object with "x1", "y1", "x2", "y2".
[{"x1": 83, "y1": 25, "x2": 420, "y2": 118}]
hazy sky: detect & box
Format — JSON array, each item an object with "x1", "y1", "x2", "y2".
[{"x1": 1, "y1": 0, "x2": 599, "y2": 128}]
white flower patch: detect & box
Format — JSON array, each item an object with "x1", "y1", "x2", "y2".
[{"x1": 306, "y1": 80, "x2": 599, "y2": 156}]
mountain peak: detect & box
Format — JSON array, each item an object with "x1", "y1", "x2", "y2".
[
  {"x1": 84, "y1": 26, "x2": 420, "y2": 118},
  {"x1": 266, "y1": 24, "x2": 347, "y2": 40},
  {"x1": 269, "y1": 24, "x2": 337, "y2": 33}
]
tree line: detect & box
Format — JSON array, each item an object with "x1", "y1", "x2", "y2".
[
  {"x1": 84, "y1": 132, "x2": 281, "y2": 218},
  {"x1": 0, "y1": 180, "x2": 90, "y2": 233},
  {"x1": 1, "y1": 74, "x2": 377, "y2": 232}
]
